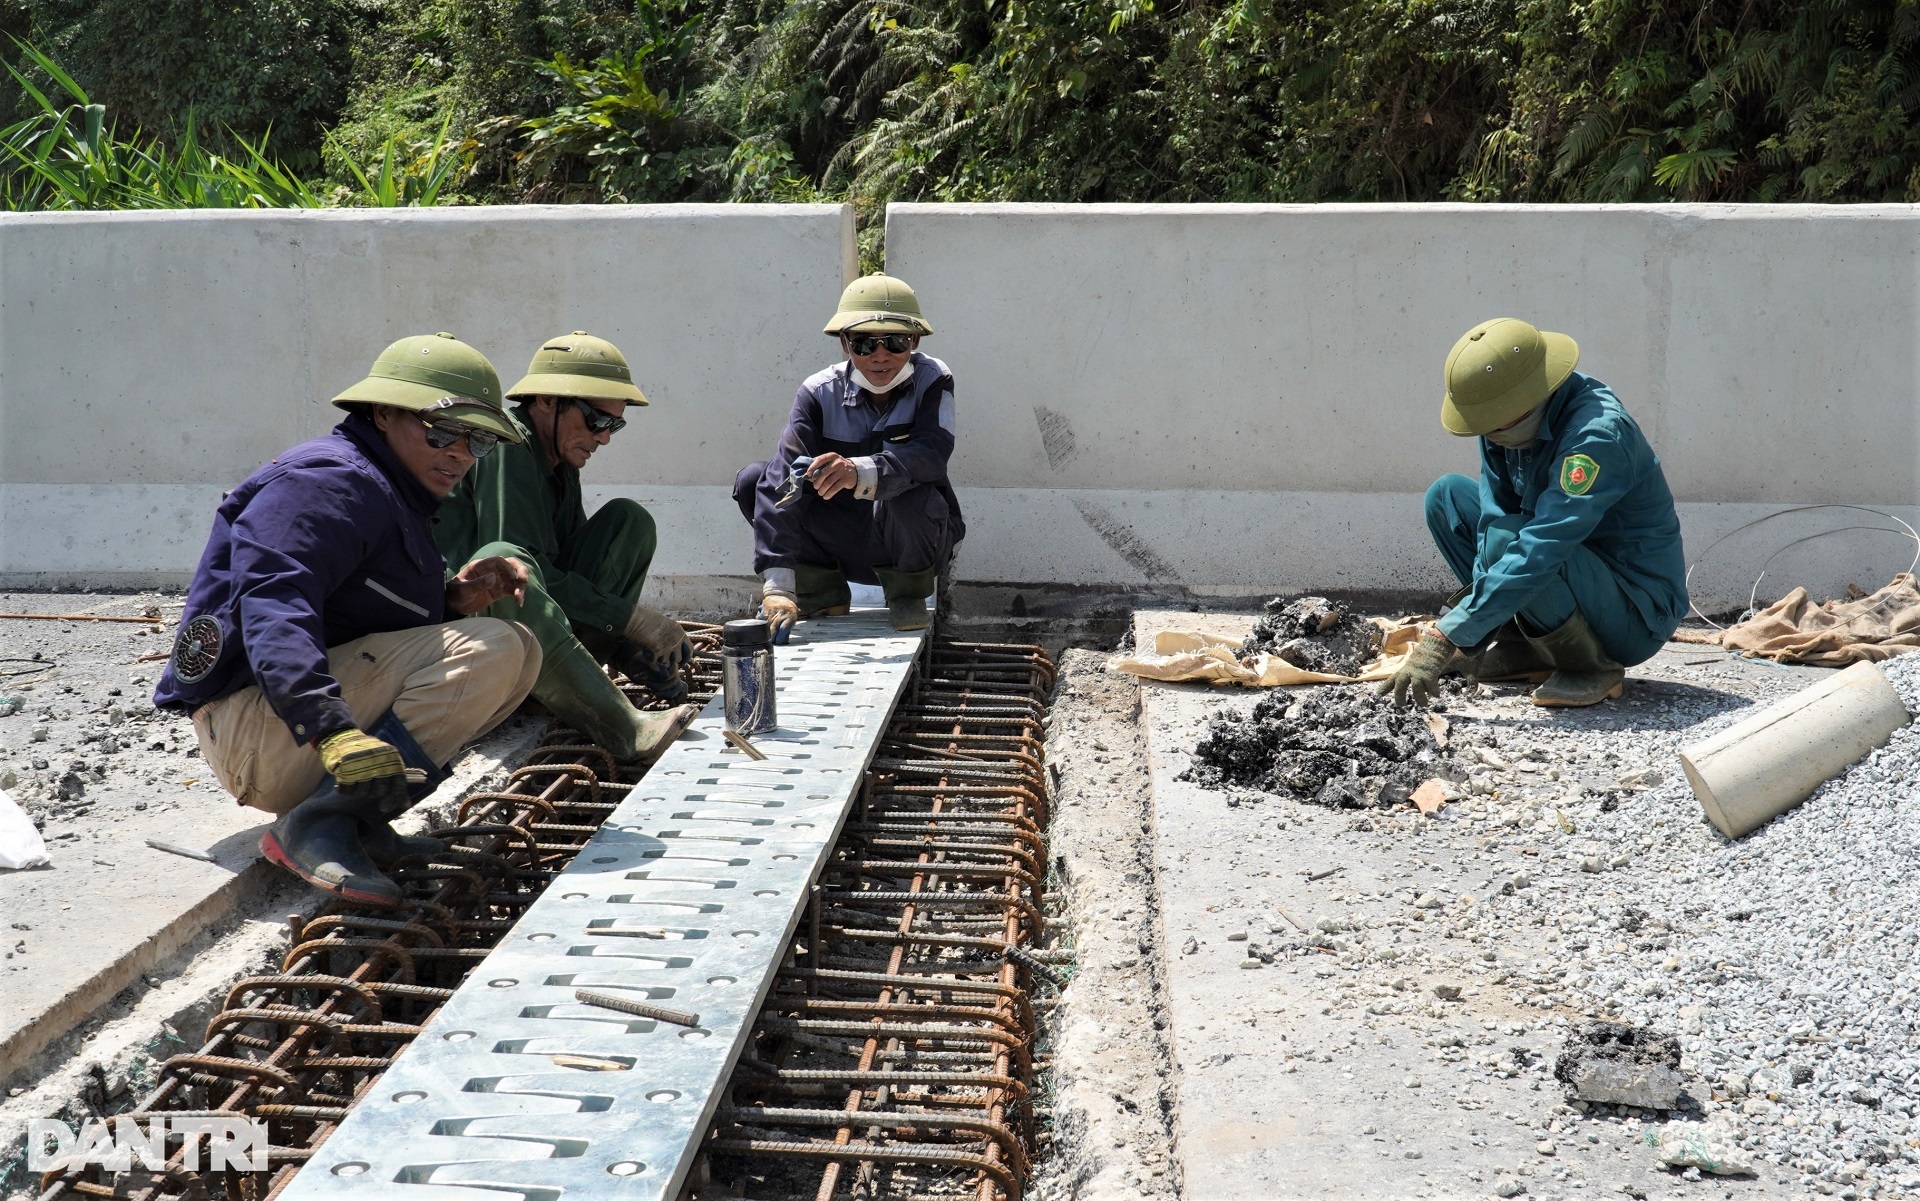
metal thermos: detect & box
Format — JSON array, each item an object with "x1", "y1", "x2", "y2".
[{"x1": 721, "y1": 618, "x2": 777, "y2": 734}]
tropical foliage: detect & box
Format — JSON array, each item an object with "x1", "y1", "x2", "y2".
[{"x1": 5, "y1": 0, "x2": 1920, "y2": 216}]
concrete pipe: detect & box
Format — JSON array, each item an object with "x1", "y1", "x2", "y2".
[{"x1": 1680, "y1": 660, "x2": 1912, "y2": 839}]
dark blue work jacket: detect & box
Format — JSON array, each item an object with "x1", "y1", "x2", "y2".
[
  {"x1": 1437, "y1": 371, "x2": 1689, "y2": 648},
  {"x1": 748, "y1": 353, "x2": 963, "y2": 572},
  {"x1": 153, "y1": 414, "x2": 448, "y2": 743}
]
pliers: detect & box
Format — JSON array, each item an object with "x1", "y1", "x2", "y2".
[{"x1": 773, "y1": 456, "x2": 815, "y2": 509}]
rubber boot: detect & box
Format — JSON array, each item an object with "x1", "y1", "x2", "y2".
[
  {"x1": 873, "y1": 566, "x2": 935, "y2": 632},
  {"x1": 538, "y1": 639, "x2": 700, "y2": 763},
  {"x1": 259, "y1": 781, "x2": 402, "y2": 908},
  {"x1": 609, "y1": 640, "x2": 691, "y2": 705},
  {"x1": 795, "y1": 564, "x2": 852, "y2": 617},
  {"x1": 1473, "y1": 622, "x2": 1554, "y2": 683},
  {"x1": 359, "y1": 712, "x2": 449, "y2": 867},
  {"x1": 1523, "y1": 611, "x2": 1626, "y2": 707}
]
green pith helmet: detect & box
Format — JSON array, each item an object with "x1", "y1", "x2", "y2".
[
  {"x1": 823, "y1": 274, "x2": 932, "y2": 336},
  {"x1": 331, "y1": 332, "x2": 521, "y2": 442},
  {"x1": 1441, "y1": 318, "x2": 1579, "y2": 437},
  {"x1": 505, "y1": 331, "x2": 649, "y2": 406}
]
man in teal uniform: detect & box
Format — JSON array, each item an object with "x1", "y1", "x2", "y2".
[
  {"x1": 436, "y1": 332, "x2": 697, "y2": 761},
  {"x1": 1385, "y1": 318, "x2": 1688, "y2": 709}
]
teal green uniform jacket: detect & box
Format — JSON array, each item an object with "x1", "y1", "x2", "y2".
[
  {"x1": 432, "y1": 403, "x2": 631, "y2": 635},
  {"x1": 1435, "y1": 372, "x2": 1688, "y2": 649}
]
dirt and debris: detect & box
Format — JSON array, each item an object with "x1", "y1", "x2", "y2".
[
  {"x1": 1030, "y1": 650, "x2": 1179, "y2": 1200},
  {"x1": 0, "y1": 593, "x2": 203, "y2": 844},
  {"x1": 1553, "y1": 1021, "x2": 1686, "y2": 1110},
  {"x1": 1238, "y1": 595, "x2": 1383, "y2": 677},
  {"x1": 1181, "y1": 685, "x2": 1447, "y2": 807}
]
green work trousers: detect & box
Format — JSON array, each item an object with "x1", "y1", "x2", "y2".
[{"x1": 464, "y1": 499, "x2": 658, "y2": 666}]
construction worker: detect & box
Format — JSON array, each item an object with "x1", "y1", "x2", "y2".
[
  {"x1": 734, "y1": 274, "x2": 963, "y2": 633},
  {"x1": 435, "y1": 332, "x2": 700, "y2": 759},
  {"x1": 1385, "y1": 318, "x2": 1688, "y2": 709},
  {"x1": 154, "y1": 333, "x2": 544, "y2": 907}
]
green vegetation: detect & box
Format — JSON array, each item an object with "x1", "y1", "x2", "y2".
[{"x1": 5, "y1": 0, "x2": 1920, "y2": 216}]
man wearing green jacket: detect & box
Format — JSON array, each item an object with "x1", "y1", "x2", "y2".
[
  {"x1": 436, "y1": 332, "x2": 697, "y2": 762},
  {"x1": 1384, "y1": 318, "x2": 1688, "y2": 710}
]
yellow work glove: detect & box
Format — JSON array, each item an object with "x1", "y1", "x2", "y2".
[
  {"x1": 1379, "y1": 627, "x2": 1456, "y2": 710},
  {"x1": 317, "y1": 727, "x2": 408, "y2": 802},
  {"x1": 761, "y1": 592, "x2": 799, "y2": 639}
]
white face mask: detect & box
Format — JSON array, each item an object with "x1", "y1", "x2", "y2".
[
  {"x1": 851, "y1": 359, "x2": 911, "y2": 394},
  {"x1": 1484, "y1": 403, "x2": 1546, "y2": 448}
]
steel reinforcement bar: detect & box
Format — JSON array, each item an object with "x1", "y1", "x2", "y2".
[
  {"x1": 31, "y1": 624, "x2": 728, "y2": 1201},
  {"x1": 703, "y1": 641, "x2": 1056, "y2": 1201},
  {"x1": 32, "y1": 628, "x2": 1057, "y2": 1201}
]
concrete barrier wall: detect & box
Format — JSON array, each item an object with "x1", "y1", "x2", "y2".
[
  {"x1": 884, "y1": 202, "x2": 1920, "y2": 613},
  {"x1": 5, "y1": 201, "x2": 1917, "y2": 616},
  {"x1": 0, "y1": 204, "x2": 856, "y2": 599}
]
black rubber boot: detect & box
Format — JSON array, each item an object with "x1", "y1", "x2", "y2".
[
  {"x1": 1523, "y1": 612, "x2": 1626, "y2": 707},
  {"x1": 873, "y1": 566, "x2": 935, "y2": 632},
  {"x1": 795, "y1": 564, "x2": 852, "y2": 617},
  {"x1": 259, "y1": 781, "x2": 402, "y2": 908},
  {"x1": 610, "y1": 641, "x2": 691, "y2": 705},
  {"x1": 355, "y1": 712, "x2": 448, "y2": 868}
]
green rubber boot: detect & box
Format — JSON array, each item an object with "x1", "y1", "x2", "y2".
[
  {"x1": 795, "y1": 564, "x2": 852, "y2": 617},
  {"x1": 536, "y1": 639, "x2": 700, "y2": 763},
  {"x1": 1474, "y1": 622, "x2": 1554, "y2": 683},
  {"x1": 873, "y1": 566, "x2": 936, "y2": 632},
  {"x1": 1523, "y1": 612, "x2": 1626, "y2": 707}
]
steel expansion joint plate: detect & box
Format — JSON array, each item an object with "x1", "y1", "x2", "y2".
[{"x1": 280, "y1": 610, "x2": 926, "y2": 1201}]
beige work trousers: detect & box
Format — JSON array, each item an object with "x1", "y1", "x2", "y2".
[{"x1": 192, "y1": 618, "x2": 542, "y2": 815}]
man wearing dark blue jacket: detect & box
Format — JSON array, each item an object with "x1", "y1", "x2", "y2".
[
  {"x1": 155, "y1": 333, "x2": 542, "y2": 907},
  {"x1": 733, "y1": 274, "x2": 963, "y2": 632},
  {"x1": 1385, "y1": 318, "x2": 1688, "y2": 709}
]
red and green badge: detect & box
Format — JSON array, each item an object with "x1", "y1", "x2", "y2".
[{"x1": 1560, "y1": 453, "x2": 1600, "y2": 496}]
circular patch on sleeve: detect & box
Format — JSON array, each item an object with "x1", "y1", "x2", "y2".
[
  {"x1": 171, "y1": 615, "x2": 224, "y2": 684},
  {"x1": 1560, "y1": 453, "x2": 1601, "y2": 496}
]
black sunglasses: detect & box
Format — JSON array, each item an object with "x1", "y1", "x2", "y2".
[
  {"x1": 419, "y1": 417, "x2": 501, "y2": 458},
  {"x1": 570, "y1": 397, "x2": 628, "y2": 436},
  {"x1": 847, "y1": 333, "x2": 915, "y2": 356}
]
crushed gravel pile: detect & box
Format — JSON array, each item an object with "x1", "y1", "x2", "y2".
[
  {"x1": 1424, "y1": 652, "x2": 1920, "y2": 1195},
  {"x1": 1182, "y1": 686, "x2": 1446, "y2": 807},
  {"x1": 1238, "y1": 595, "x2": 1383, "y2": 677}
]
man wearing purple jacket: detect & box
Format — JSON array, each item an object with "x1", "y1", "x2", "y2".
[
  {"x1": 733, "y1": 274, "x2": 963, "y2": 633},
  {"x1": 155, "y1": 333, "x2": 541, "y2": 907}
]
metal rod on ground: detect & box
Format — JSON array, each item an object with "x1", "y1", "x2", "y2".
[
  {"x1": 0, "y1": 612, "x2": 161, "y2": 623},
  {"x1": 146, "y1": 839, "x2": 214, "y2": 863},
  {"x1": 574, "y1": 987, "x2": 701, "y2": 1028}
]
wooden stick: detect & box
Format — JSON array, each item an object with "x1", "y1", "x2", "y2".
[
  {"x1": 0, "y1": 613, "x2": 160, "y2": 624},
  {"x1": 723, "y1": 728, "x2": 768, "y2": 760}
]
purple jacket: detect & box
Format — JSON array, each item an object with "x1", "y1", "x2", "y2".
[
  {"x1": 748, "y1": 353, "x2": 962, "y2": 573},
  {"x1": 153, "y1": 414, "x2": 448, "y2": 743}
]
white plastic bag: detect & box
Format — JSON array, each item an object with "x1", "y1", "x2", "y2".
[{"x1": 0, "y1": 787, "x2": 49, "y2": 870}]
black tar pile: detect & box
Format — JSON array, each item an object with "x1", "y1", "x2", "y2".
[
  {"x1": 1239, "y1": 595, "x2": 1383, "y2": 677},
  {"x1": 1182, "y1": 686, "x2": 1444, "y2": 807}
]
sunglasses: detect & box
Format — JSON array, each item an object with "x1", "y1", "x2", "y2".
[
  {"x1": 846, "y1": 333, "x2": 915, "y2": 356},
  {"x1": 570, "y1": 397, "x2": 627, "y2": 436},
  {"x1": 419, "y1": 417, "x2": 501, "y2": 458}
]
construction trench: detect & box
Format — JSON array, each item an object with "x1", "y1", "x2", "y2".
[{"x1": 10, "y1": 596, "x2": 1920, "y2": 1201}]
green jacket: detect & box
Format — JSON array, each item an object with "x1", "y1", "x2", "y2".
[{"x1": 433, "y1": 402, "x2": 631, "y2": 634}]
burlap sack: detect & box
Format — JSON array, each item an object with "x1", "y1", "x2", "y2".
[{"x1": 1111, "y1": 618, "x2": 1424, "y2": 686}]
